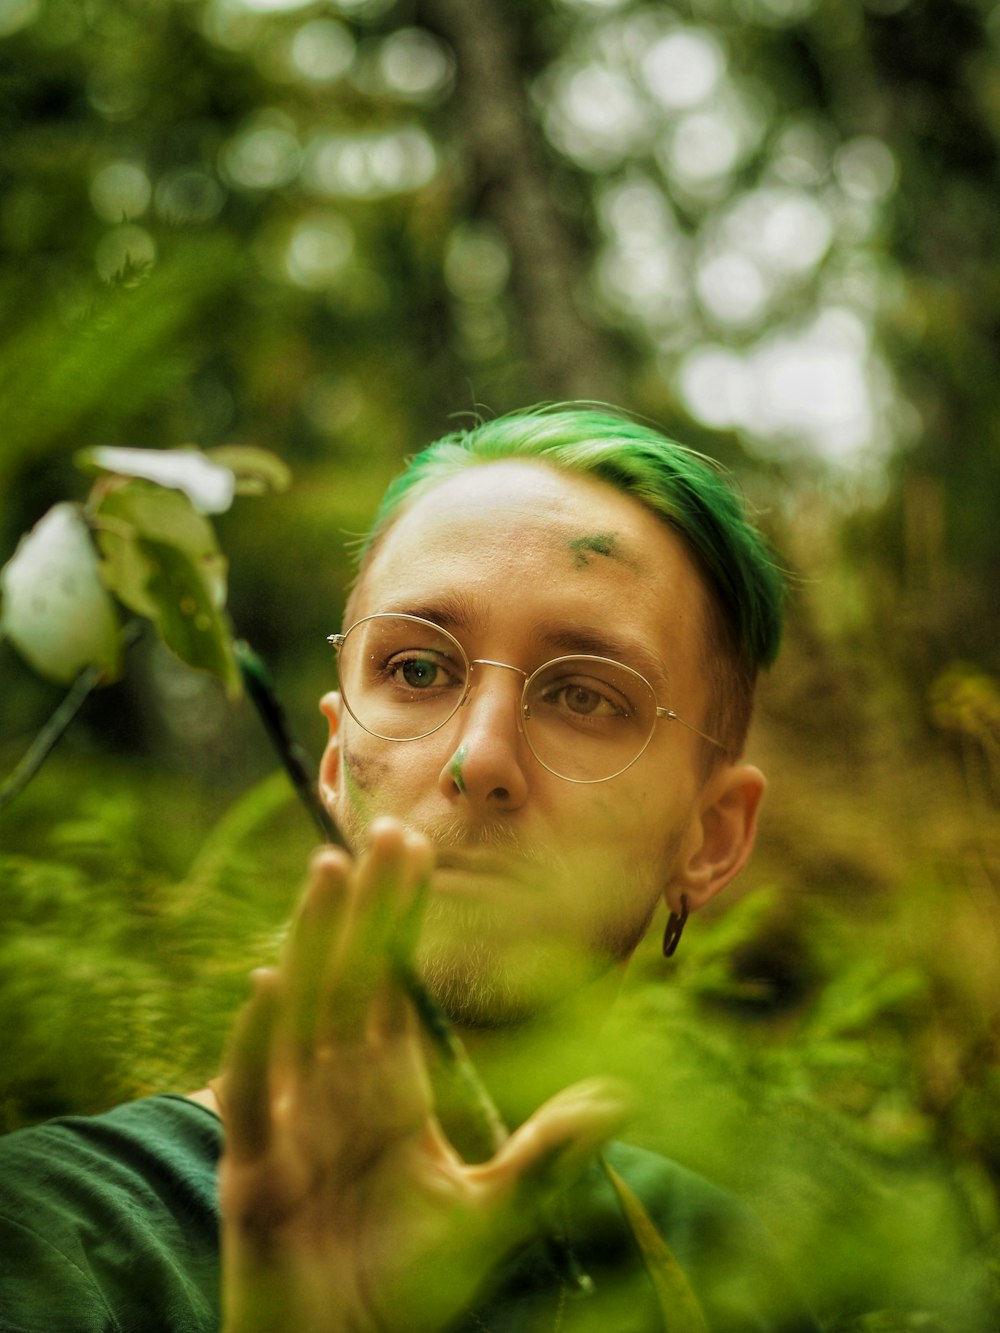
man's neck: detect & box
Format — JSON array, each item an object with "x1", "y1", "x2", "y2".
[{"x1": 432, "y1": 970, "x2": 624, "y2": 1159}]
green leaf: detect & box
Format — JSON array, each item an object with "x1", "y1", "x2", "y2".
[
  {"x1": 603, "y1": 1160, "x2": 710, "y2": 1333},
  {"x1": 138, "y1": 536, "x2": 240, "y2": 694},
  {"x1": 205, "y1": 445, "x2": 291, "y2": 497},
  {"x1": 0, "y1": 235, "x2": 242, "y2": 497},
  {"x1": 0, "y1": 503, "x2": 122, "y2": 684},
  {"x1": 91, "y1": 479, "x2": 237, "y2": 691},
  {"x1": 94, "y1": 481, "x2": 227, "y2": 620}
]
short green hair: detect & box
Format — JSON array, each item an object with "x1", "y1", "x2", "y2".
[{"x1": 356, "y1": 406, "x2": 784, "y2": 760}]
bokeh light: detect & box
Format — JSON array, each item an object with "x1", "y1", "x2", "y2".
[
  {"x1": 221, "y1": 114, "x2": 301, "y2": 191},
  {"x1": 90, "y1": 163, "x2": 153, "y2": 223},
  {"x1": 641, "y1": 28, "x2": 724, "y2": 110},
  {"x1": 94, "y1": 224, "x2": 157, "y2": 282},
  {"x1": 285, "y1": 212, "x2": 355, "y2": 290},
  {"x1": 302, "y1": 127, "x2": 438, "y2": 199},
  {"x1": 375, "y1": 28, "x2": 453, "y2": 101},
  {"x1": 289, "y1": 19, "x2": 355, "y2": 84}
]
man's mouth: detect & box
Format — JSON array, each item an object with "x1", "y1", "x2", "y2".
[{"x1": 434, "y1": 848, "x2": 526, "y2": 882}]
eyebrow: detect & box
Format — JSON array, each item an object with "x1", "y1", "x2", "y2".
[
  {"x1": 378, "y1": 592, "x2": 487, "y2": 636},
  {"x1": 535, "y1": 624, "x2": 671, "y2": 694},
  {"x1": 376, "y1": 597, "x2": 672, "y2": 695}
]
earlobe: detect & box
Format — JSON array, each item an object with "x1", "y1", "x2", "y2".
[
  {"x1": 318, "y1": 691, "x2": 343, "y2": 810},
  {"x1": 670, "y1": 764, "x2": 766, "y2": 913}
]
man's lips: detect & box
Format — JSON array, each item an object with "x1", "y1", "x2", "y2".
[{"x1": 432, "y1": 848, "x2": 529, "y2": 886}]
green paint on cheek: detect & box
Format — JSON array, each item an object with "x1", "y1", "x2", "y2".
[
  {"x1": 343, "y1": 758, "x2": 363, "y2": 809},
  {"x1": 342, "y1": 748, "x2": 376, "y2": 817},
  {"x1": 449, "y1": 743, "x2": 470, "y2": 794},
  {"x1": 568, "y1": 532, "x2": 618, "y2": 569}
]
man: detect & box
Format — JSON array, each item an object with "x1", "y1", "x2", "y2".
[{"x1": 0, "y1": 407, "x2": 816, "y2": 1332}]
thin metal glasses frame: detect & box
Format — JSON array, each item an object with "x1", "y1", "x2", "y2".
[{"x1": 327, "y1": 613, "x2": 725, "y2": 784}]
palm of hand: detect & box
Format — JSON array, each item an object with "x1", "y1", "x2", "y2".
[{"x1": 218, "y1": 823, "x2": 623, "y2": 1333}]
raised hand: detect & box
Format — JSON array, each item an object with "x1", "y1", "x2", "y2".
[{"x1": 217, "y1": 818, "x2": 626, "y2": 1333}]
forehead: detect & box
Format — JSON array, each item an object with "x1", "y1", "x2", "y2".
[{"x1": 355, "y1": 461, "x2": 710, "y2": 691}]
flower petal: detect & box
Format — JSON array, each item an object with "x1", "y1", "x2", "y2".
[
  {"x1": 82, "y1": 446, "x2": 237, "y2": 514},
  {"x1": 1, "y1": 503, "x2": 121, "y2": 683}
]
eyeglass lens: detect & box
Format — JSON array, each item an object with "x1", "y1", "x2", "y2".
[{"x1": 336, "y1": 615, "x2": 659, "y2": 783}]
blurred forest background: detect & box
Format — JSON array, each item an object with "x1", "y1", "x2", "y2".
[{"x1": 1, "y1": 0, "x2": 999, "y2": 1328}]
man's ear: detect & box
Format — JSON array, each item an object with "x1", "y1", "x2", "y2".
[
  {"x1": 318, "y1": 690, "x2": 343, "y2": 811},
  {"x1": 669, "y1": 764, "x2": 766, "y2": 913}
]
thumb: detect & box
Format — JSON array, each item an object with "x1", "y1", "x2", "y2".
[{"x1": 474, "y1": 1078, "x2": 631, "y2": 1202}]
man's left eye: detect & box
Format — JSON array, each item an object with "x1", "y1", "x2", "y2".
[
  {"x1": 562, "y1": 685, "x2": 605, "y2": 715},
  {"x1": 395, "y1": 656, "x2": 442, "y2": 688},
  {"x1": 541, "y1": 681, "x2": 624, "y2": 717}
]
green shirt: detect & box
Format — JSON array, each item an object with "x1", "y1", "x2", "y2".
[{"x1": 0, "y1": 1096, "x2": 818, "y2": 1332}]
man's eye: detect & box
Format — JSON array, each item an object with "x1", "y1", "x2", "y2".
[
  {"x1": 389, "y1": 654, "x2": 452, "y2": 690},
  {"x1": 542, "y1": 681, "x2": 626, "y2": 718},
  {"x1": 562, "y1": 685, "x2": 605, "y2": 715}
]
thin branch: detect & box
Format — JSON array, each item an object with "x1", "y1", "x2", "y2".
[
  {"x1": 0, "y1": 665, "x2": 106, "y2": 815},
  {"x1": 234, "y1": 639, "x2": 339, "y2": 845},
  {"x1": 0, "y1": 621, "x2": 143, "y2": 816}
]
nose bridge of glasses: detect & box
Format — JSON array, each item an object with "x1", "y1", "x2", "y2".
[
  {"x1": 462, "y1": 658, "x2": 530, "y2": 724},
  {"x1": 468, "y1": 657, "x2": 529, "y2": 681}
]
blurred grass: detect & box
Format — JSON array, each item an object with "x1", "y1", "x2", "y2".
[
  {"x1": 0, "y1": 750, "x2": 315, "y2": 1125},
  {"x1": 1, "y1": 454, "x2": 997, "y2": 1330},
  {"x1": 0, "y1": 655, "x2": 997, "y2": 1329}
]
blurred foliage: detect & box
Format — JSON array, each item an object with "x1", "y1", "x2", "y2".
[{"x1": 1, "y1": 0, "x2": 999, "y2": 1329}]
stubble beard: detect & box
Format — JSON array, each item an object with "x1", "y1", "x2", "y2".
[
  {"x1": 404, "y1": 822, "x2": 666, "y2": 1031},
  {"x1": 333, "y1": 801, "x2": 668, "y2": 1031},
  {"x1": 415, "y1": 889, "x2": 661, "y2": 1030}
]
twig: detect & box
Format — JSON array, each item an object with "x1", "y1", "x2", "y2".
[
  {"x1": 234, "y1": 640, "x2": 339, "y2": 845},
  {"x1": 0, "y1": 621, "x2": 142, "y2": 816}
]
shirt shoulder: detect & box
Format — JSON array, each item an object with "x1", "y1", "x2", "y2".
[
  {"x1": 600, "y1": 1141, "x2": 820, "y2": 1333},
  {"x1": 0, "y1": 1095, "x2": 222, "y2": 1333}
]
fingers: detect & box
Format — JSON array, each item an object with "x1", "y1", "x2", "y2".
[
  {"x1": 318, "y1": 820, "x2": 433, "y2": 1043},
  {"x1": 223, "y1": 822, "x2": 434, "y2": 1158},
  {"x1": 283, "y1": 848, "x2": 351, "y2": 1056},
  {"x1": 275, "y1": 820, "x2": 433, "y2": 1055},
  {"x1": 224, "y1": 968, "x2": 281, "y2": 1163}
]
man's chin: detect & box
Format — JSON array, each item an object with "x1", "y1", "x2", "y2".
[{"x1": 414, "y1": 904, "x2": 605, "y2": 1031}]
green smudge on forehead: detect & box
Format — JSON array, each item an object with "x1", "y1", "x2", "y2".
[
  {"x1": 448, "y1": 742, "x2": 470, "y2": 794},
  {"x1": 568, "y1": 532, "x2": 618, "y2": 569}
]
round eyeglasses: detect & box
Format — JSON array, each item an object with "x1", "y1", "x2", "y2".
[{"x1": 327, "y1": 614, "x2": 724, "y2": 784}]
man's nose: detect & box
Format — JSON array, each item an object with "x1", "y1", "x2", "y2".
[{"x1": 436, "y1": 662, "x2": 529, "y2": 812}]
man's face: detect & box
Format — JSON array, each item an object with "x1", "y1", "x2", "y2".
[{"x1": 321, "y1": 461, "x2": 725, "y2": 1026}]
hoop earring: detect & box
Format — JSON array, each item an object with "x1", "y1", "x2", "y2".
[{"x1": 662, "y1": 894, "x2": 689, "y2": 958}]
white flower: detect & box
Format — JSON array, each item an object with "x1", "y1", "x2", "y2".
[
  {"x1": 83, "y1": 446, "x2": 237, "y2": 514},
  {"x1": 0, "y1": 503, "x2": 121, "y2": 683}
]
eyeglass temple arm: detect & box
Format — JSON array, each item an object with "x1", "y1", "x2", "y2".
[{"x1": 657, "y1": 707, "x2": 727, "y2": 753}]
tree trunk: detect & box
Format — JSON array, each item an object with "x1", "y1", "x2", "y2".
[{"x1": 418, "y1": 0, "x2": 620, "y2": 404}]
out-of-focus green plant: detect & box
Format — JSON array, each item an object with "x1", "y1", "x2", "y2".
[
  {"x1": 0, "y1": 442, "x2": 289, "y2": 808},
  {"x1": 930, "y1": 663, "x2": 1000, "y2": 801},
  {"x1": 609, "y1": 899, "x2": 997, "y2": 1330}
]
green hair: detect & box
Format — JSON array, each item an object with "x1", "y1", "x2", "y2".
[{"x1": 357, "y1": 406, "x2": 784, "y2": 759}]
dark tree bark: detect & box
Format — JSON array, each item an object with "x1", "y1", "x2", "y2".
[{"x1": 418, "y1": 0, "x2": 621, "y2": 404}]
